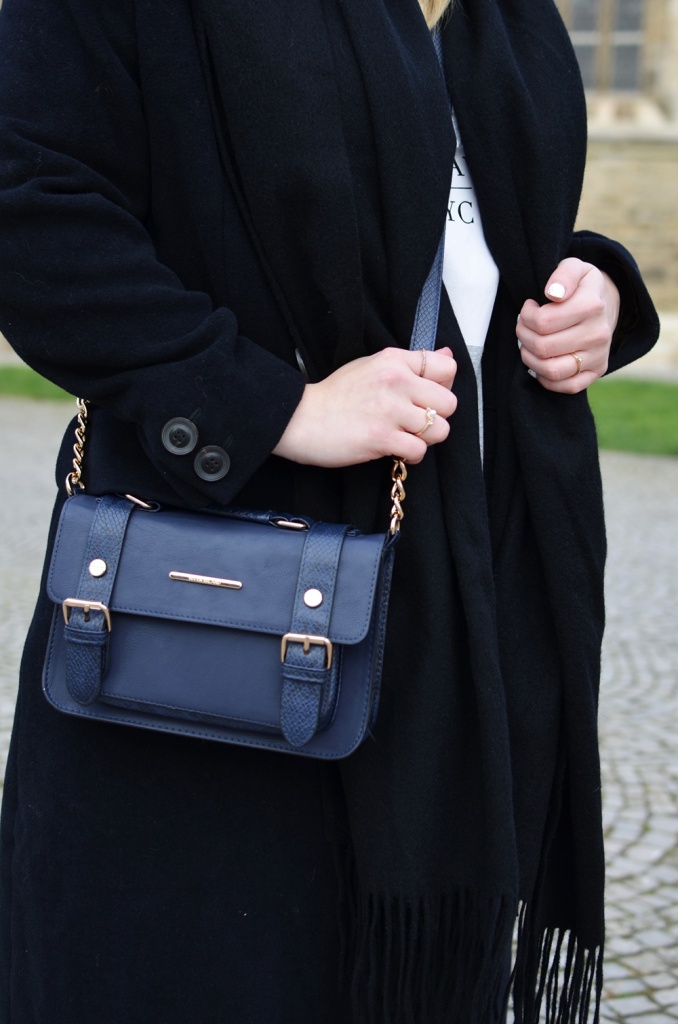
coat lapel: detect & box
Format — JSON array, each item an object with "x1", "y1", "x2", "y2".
[
  {"x1": 192, "y1": 0, "x2": 364, "y2": 377},
  {"x1": 336, "y1": 0, "x2": 455, "y2": 344},
  {"x1": 441, "y1": 0, "x2": 587, "y2": 306}
]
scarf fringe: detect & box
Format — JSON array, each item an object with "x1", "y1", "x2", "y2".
[
  {"x1": 342, "y1": 881, "x2": 516, "y2": 1024},
  {"x1": 339, "y1": 870, "x2": 604, "y2": 1024},
  {"x1": 511, "y1": 902, "x2": 603, "y2": 1024}
]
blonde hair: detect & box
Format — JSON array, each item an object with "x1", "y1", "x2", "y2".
[{"x1": 418, "y1": 0, "x2": 453, "y2": 29}]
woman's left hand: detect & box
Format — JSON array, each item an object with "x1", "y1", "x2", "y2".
[{"x1": 516, "y1": 257, "x2": 621, "y2": 393}]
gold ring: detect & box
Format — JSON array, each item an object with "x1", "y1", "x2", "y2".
[
  {"x1": 570, "y1": 352, "x2": 583, "y2": 375},
  {"x1": 415, "y1": 407, "x2": 437, "y2": 436},
  {"x1": 419, "y1": 350, "x2": 427, "y2": 378}
]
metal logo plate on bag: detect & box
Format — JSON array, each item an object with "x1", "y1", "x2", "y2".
[{"x1": 169, "y1": 571, "x2": 243, "y2": 589}]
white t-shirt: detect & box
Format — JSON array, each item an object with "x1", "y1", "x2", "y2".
[{"x1": 442, "y1": 113, "x2": 499, "y2": 455}]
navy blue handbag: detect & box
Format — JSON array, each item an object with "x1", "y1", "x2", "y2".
[{"x1": 43, "y1": 479, "x2": 398, "y2": 759}]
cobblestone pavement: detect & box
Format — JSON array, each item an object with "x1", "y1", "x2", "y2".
[
  {"x1": 597, "y1": 452, "x2": 678, "y2": 1021},
  {"x1": 0, "y1": 397, "x2": 677, "y2": 1020},
  {"x1": 0, "y1": 398, "x2": 72, "y2": 776}
]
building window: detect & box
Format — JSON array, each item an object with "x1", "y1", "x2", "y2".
[{"x1": 557, "y1": 0, "x2": 647, "y2": 91}]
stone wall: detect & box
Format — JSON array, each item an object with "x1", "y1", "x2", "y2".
[{"x1": 576, "y1": 135, "x2": 678, "y2": 312}]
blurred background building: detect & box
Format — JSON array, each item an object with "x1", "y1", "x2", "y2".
[{"x1": 556, "y1": 0, "x2": 678, "y2": 358}]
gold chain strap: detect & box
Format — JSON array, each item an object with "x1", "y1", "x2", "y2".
[
  {"x1": 65, "y1": 397, "x2": 407, "y2": 533},
  {"x1": 389, "y1": 458, "x2": 408, "y2": 537},
  {"x1": 65, "y1": 397, "x2": 89, "y2": 496}
]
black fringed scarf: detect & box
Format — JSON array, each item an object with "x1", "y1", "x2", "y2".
[{"x1": 190, "y1": 0, "x2": 606, "y2": 1020}]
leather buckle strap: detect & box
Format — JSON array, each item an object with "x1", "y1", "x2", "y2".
[
  {"x1": 62, "y1": 598, "x2": 112, "y2": 632},
  {"x1": 63, "y1": 494, "x2": 134, "y2": 706},
  {"x1": 281, "y1": 633, "x2": 333, "y2": 670},
  {"x1": 280, "y1": 522, "x2": 348, "y2": 747}
]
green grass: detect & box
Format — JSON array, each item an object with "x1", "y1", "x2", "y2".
[
  {"x1": 588, "y1": 377, "x2": 678, "y2": 457},
  {"x1": 0, "y1": 364, "x2": 72, "y2": 401},
  {"x1": 0, "y1": 363, "x2": 677, "y2": 456}
]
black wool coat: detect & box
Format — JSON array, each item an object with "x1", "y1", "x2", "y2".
[{"x1": 0, "y1": 0, "x2": 659, "y2": 1022}]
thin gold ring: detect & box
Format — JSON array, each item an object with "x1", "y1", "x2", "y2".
[
  {"x1": 414, "y1": 407, "x2": 437, "y2": 437},
  {"x1": 418, "y1": 349, "x2": 427, "y2": 378},
  {"x1": 570, "y1": 352, "x2": 583, "y2": 375}
]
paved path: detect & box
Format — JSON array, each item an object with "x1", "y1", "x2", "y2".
[
  {"x1": 0, "y1": 397, "x2": 677, "y2": 1021},
  {"x1": 0, "y1": 398, "x2": 72, "y2": 776},
  {"x1": 598, "y1": 452, "x2": 678, "y2": 1021}
]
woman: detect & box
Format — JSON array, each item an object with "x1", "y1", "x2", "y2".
[{"x1": 0, "y1": 0, "x2": 659, "y2": 1021}]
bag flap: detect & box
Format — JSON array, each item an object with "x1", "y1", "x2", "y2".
[{"x1": 48, "y1": 496, "x2": 389, "y2": 645}]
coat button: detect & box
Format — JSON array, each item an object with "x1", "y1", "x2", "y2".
[
  {"x1": 193, "y1": 445, "x2": 230, "y2": 481},
  {"x1": 161, "y1": 417, "x2": 198, "y2": 455}
]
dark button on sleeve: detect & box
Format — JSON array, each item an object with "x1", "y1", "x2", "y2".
[
  {"x1": 161, "y1": 417, "x2": 199, "y2": 455},
  {"x1": 193, "y1": 445, "x2": 231, "y2": 482}
]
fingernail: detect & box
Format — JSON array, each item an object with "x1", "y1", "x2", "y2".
[
  {"x1": 527, "y1": 368, "x2": 537, "y2": 379},
  {"x1": 547, "y1": 283, "x2": 566, "y2": 299}
]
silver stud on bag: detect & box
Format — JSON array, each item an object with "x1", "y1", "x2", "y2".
[
  {"x1": 88, "y1": 559, "x2": 108, "y2": 578},
  {"x1": 304, "y1": 588, "x2": 323, "y2": 608}
]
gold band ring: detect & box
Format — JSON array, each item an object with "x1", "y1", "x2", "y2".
[
  {"x1": 418, "y1": 349, "x2": 427, "y2": 378},
  {"x1": 415, "y1": 407, "x2": 437, "y2": 437},
  {"x1": 570, "y1": 352, "x2": 583, "y2": 375}
]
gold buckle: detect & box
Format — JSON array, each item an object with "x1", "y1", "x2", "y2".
[
  {"x1": 272, "y1": 517, "x2": 309, "y2": 531},
  {"x1": 62, "y1": 598, "x2": 112, "y2": 632},
  {"x1": 122, "y1": 493, "x2": 156, "y2": 510},
  {"x1": 281, "y1": 633, "x2": 333, "y2": 669}
]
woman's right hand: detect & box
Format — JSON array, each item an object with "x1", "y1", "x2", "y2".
[{"x1": 272, "y1": 346, "x2": 457, "y2": 468}]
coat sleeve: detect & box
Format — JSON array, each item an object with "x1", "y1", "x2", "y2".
[
  {"x1": 567, "y1": 230, "x2": 661, "y2": 375},
  {"x1": 0, "y1": 0, "x2": 306, "y2": 506}
]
